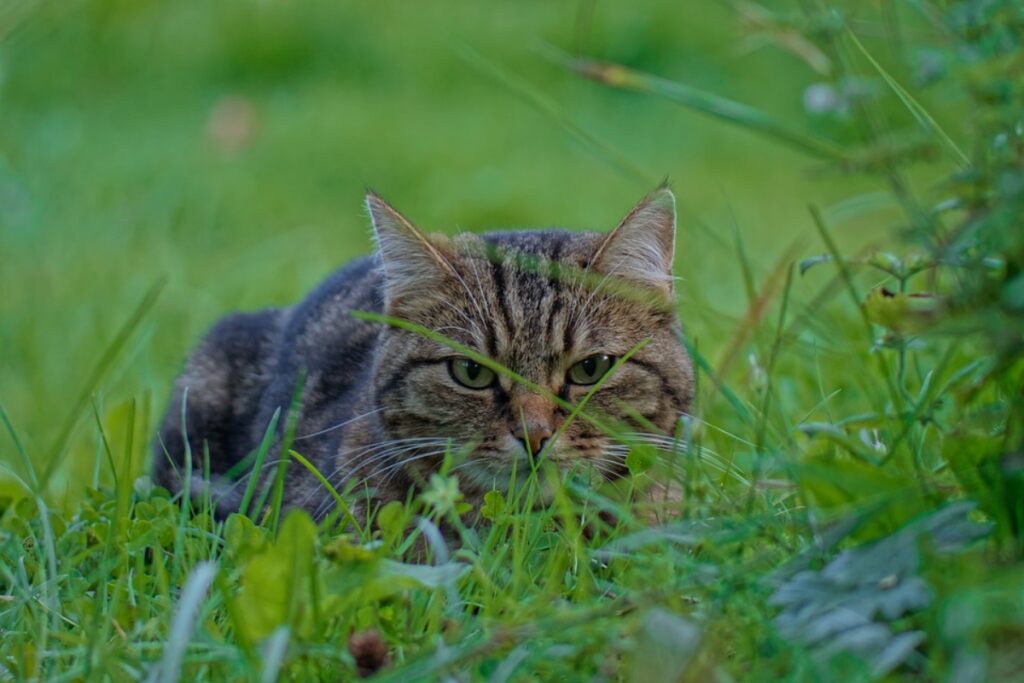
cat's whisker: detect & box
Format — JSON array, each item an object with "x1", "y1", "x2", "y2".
[
  {"x1": 195, "y1": 457, "x2": 291, "y2": 498},
  {"x1": 307, "y1": 441, "x2": 455, "y2": 519},
  {"x1": 611, "y1": 433, "x2": 748, "y2": 483},
  {"x1": 294, "y1": 407, "x2": 387, "y2": 441},
  {"x1": 331, "y1": 448, "x2": 452, "y2": 512},
  {"x1": 338, "y1": 439, "x2": 452, "y2": 479},
  {"x1": 569, "y1": 460, "x2": 619, "y2": 484},
  {"x1": 447, "y1": 460, "x2": 476, "y2": 475},
  {"x1": 587, "y1": 453, "x2": 625, "y2": 472},
  {"x1": 300, "y1": 439, "x2": 448, "y2": 494},
  {"x1": 374, "y1": 448, "x2": 452, "y2": 487},
  {"x1": 299, "y1": 439, "x2": 452, "y2": 512},
  {"x1": 297, "y1": 439, "x2": 440, "y2": 503},
  {"x1": 362, "y1": 444, "x2": 455, "y2": 482},
  {"x1": 619, "y1": 432, "x2": 730, "y2": 465}
]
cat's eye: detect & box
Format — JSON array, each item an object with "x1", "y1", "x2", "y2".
[
  {"x1": 567, "y1": 354, "x2": 615, "y2": 386},
  {"x1": 448, "y1": 357, "x2": 497, "y2": 389}
]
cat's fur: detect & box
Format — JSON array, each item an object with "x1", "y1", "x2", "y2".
[{"x1": 153, "y1": 187, "x2": 693, "y2": 520}]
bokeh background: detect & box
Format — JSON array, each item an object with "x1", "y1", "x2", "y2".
[{"x1": 1, "y1": 1, "x2": 949, "y2": 501}]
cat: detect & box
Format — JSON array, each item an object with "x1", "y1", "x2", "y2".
[{"x1": 152, "y1": 186, "x2": 694, "y2": 521}]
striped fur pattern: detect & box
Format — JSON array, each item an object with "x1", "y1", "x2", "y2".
[{"x1": 153, "y1": 187, "x2": 694, "y2": 520}]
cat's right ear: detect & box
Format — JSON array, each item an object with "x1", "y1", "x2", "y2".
[{"x1": 366, "y1": 192, "x2": 457, "y2": 310}]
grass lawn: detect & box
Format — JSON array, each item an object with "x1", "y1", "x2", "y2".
[{"x1": 1, "y1": 1, "x2": 1022, "y2": 680}]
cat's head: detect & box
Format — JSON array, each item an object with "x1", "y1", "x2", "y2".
[{"x1": 366, "y1": 188, "x2": 693, "y2": 495}]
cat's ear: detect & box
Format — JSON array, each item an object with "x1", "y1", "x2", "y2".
[
  {"x1": 366, "y1": 192, "x2": 457, "y2": 309},
  {"x1": 592, "y1": 186, "x2": 676, "y2": 293}
]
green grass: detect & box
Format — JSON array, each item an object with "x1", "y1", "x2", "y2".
[{"x1": 2, "y1": 0, "x2": 1023, "y2": 680}]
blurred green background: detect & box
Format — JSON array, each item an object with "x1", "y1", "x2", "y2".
[{"x1": 0, "y1": 1, "x2": 948, "y2": 500}]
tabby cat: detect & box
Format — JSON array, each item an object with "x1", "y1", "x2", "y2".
[{"x1": 153, "y1": 187, "x2": 693, "y2": 520}]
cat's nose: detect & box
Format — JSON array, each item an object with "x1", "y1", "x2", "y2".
[
  {"x1": 512, "y1": 424, "x2": 553, "y2": 455},
  {"x1": 511, "y1": 393, "x2": 558, "y2": 455}
]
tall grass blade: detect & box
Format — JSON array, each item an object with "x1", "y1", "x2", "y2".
[
  {"x1": 568, "y1": 57, "x2": 846, "y2": 161},
  {"x1": 846, "y1": 29, "x2": 969, "y2": 168},
  {"x1": 90, "y1": 399, "x2": 119, "y2": 490},
  {"x1": 40, "y1": 278, "x2": 166, "y2": 491},
  {"x1": 808, "y1": 204, "x2": 905, "y2": 413},
  {"x1": 456, "y1": 43, "x2": 657, "y2": 185},
  {"x1": 259, "y1": 372, "x2": 306, "y2": 532},
  {"x1": 150, "y1": 561, "x2": 217, "y2": 683},
  {"x1": 260, "y1": 627, "x2": 291, "y2": 683},
  {"x1": 239, "y1": 408, "x2": 281, "y2": 518},
  {"x1": 713, "y1": 240, "x2": 801, "y2": 379},
  {"x1": 0, "y1": 402, "x2": 38, "y2": 491},
  {"x1": 34, "y1": 496, "x2": 60, "y2": 681},
  {"x1": 289, "y1": 449, "x2": 363, "y2": 535}
]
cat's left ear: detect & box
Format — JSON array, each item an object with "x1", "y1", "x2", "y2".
[
  {"x1": 592, "y1": 186, "x2": 676, "y2": 293},
  {"x1": 366, "y1": 192, "x2": 458, "y2": 310}
]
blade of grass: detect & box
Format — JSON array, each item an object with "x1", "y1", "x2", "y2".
[
  {"x1": 713, "y1": 239, "x2": 802, "y2": 379},
  {"x1": 118, "y1": 398, "x2": 137, "y2": 518},
  {"x1": 567, "y1": 56, "x2": 846, "y2": 161},
  {"x1": 846, "y1": 29, "x2": 968, "y2": 167},
  {"x1": 288, "y1": 449, "x2": 363, "y2": 536},
  {"x1": 91, "y1": 399, "x2": 120, "y2": 491},
  {"x1": 34, "y1": 495, "x2": 60, "y2": 681},
  {"x1": 259, "y1": 371, "x2": 306, "y2": 532},
  {"x1": 682, "y1": 334, "x2": 754, "y2": 426},
  {"x1": 40, "y1": 278, "x2": 166, "y2": 491},
  {"x1": 151, "y1": 561, "x2": 217, "y2": 683},
  {"x1": 548, "y1": 339, "x2": 650, "y2": 451},
  {"x1": 0, "y1": 402, "x2": 38, "y2": 491},
  {"x1": 238, "y1": 408, "x2": 280, "y2": 518},
  {"x1": 808, "y1": 204, "x2": 905, "y2": 415},
  {"x1": 173, "y1": 388, "x2": 194, "y2": 588},
  {"x1": 455, "y1": 42, "x2": 657, "y2": 186},
  {"x1": 746, "y1": 263, "x2": 795, "y2": 513},
  {"x1": 260, "y1": 627, "x2": 291, "y2": 683}
]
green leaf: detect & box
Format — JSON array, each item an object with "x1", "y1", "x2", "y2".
[
  {"x1": 789, "y1": 458, "x2": 909, "y2": 516},
  {"x1": 224, "y1": 513, "x2": 268, "y2": 561},
  {"x1": 378, "y1": 559, "x2": 469, "y2": 590},
  {"x1": 236, "y1": 509, "x2": 317, "y2": 642},
  {"x1": 799, "y1": 254, "x2": 832, "y2": 275},
  {"x1": 376, "y1": 500, "x2": 406, "y2": 541},
  {"x1": 322, "y1": 559, "x2": 468, "y2": 607},
  {"x1": 862, "y1": 288, "x2": 942, "y2": 334},
  {"x1": 420, "y1": 473, "x2": 464, "y2": 516},
  {"x1": 323, "y1": 535, "x2": 379, "y2": 564},
  {"x1": 625, "y1": 444, "x2": 656, "y2": 476},
  {"x1": 630, "y1": 609, "x2": 702, "y2": 683},
  {"x1": 480, "y1": 490, "x2": 506, "y2": 522},
  {"x1": 798, "y1": 423, "x2": 886, "y2": 465}
]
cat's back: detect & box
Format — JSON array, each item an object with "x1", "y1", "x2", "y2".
[
  {"x1": 153, "y1": 255, "x2": 385, "y2": 494},
  {"x1": 277, "y1": 255, "x2": 383, "y2": 363},
  {"x1": 254, "y1": 255, "x2": 385, "y2": 434}
]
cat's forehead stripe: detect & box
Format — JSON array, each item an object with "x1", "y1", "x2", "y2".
[{"x1": 489, "y1": 258, "x2": 515, "y2": 348}]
